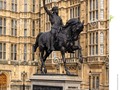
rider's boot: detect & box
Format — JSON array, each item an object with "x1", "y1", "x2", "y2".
[
  {"x1": 51, "y1": 35, "x2": 55, "y2": 51},
  {"x1": 51, "y1": 41, "x2": 55, "y2": 50}
]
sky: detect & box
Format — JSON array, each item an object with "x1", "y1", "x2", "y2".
[{"x1": 110, "y1": 0, "x2": 120, "y2": 90}]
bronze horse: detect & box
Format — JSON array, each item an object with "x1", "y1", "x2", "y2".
[{"x1": 34, "y1": 18, "x2": 84, "y2": 75}]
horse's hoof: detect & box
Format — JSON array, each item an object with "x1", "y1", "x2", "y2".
[
  {"x1": 41, "y1": 71, "x2": 44, "y2": 74},
  {"x1": 66, "y1": 71, "x2": 71, "y2": 75},
  {"x1": 44, "y1": 68, "x2": 47, "y2": 74},
  {"x1": 33, "y1": 45, "x2": 36, "y2": 52},
  {"x1": 79, "y1": 57, "x2": 83, "y2": 63}
]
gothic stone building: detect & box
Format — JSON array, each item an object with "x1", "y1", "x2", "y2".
[{"x1": 0, "y1": 0, "x2": 109, "y2": 90}]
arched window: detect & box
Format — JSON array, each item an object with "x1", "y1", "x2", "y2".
[
  {"x1": 96, "y1": 76, "x2": 99, "y2": 89},
  {"x1": 89, "y1": 0, "x2": 98, "y2": 21},
  {"x1": 92, "y1": 76, "x2": 95, "y2": 89},
  {"x1": 96, "y1": 32, "x2": 98, "y2": 44},
  {"x1": 24, "y1": 0, "x2": 27, "y2": 12},
  {"x1": 100, "y1": 32, "x2": 104, "y2": 55},
  {"x1": 90, "y1": 33, "x2": 91, "y2": 44},
  {"x1": 92, "y1": 75, "x2": 100, "y2": 89},
  {"x1": 100, "y1": 45, "x2": 104, "y2": 55},
  {"x1": 0, "y1": 73, "x2": 7, "y2": 90},
  {"x1": 100, "y1": 32, "x2": 104, "y2": 44}
]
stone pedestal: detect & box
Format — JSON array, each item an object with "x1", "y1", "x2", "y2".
[{"x1": 30, "y1": 74, "x2": 82, "y2": 90}]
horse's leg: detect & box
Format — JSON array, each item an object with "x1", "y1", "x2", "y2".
[
  {"x1": 69, "y1": 45, "x2": 83, "y2": 63},
  {"x1": 43, "y1": 50, "x2": 52, "y2": 74},
  {"x1": 40, "y1": 48, "x2": 44, "y2": 74},
  {"x1": 73, "y1": 45, "x2": 83, "y2": 63},
  {"x1": 61, "y1": 47, "x2": 70, "y2": 75},
  {"x1": 78, "y1": 46, "x2": 83, "y2": 63},
  {"x1": 71, "y1": 46, "x2": 79, "y2": 50},
  {"x1": 33, "y1": 42, "x2": 38, "y2": 52}
]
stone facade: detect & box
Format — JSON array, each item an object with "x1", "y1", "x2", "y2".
[
  {"x1": 0, "y1": 0, "x2": 109, "y2": 90},
  {"x1": 0, "y1": 0, "x2": 40, "y2": 90}
]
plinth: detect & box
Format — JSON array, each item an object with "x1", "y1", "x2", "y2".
[{"x1": 30, "y1": 74, "x2": 82, "y2": 90}]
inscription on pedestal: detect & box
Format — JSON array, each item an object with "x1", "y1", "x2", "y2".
[
  {"x1": 33, "y1": 85, "x2": 63, "y2": 90},
  {"x1": 66, "y1": 86, "x2": 79, "y2": 90}
]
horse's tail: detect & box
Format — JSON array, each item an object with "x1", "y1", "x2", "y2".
[{"x1": 33, "y1": 32, "x2": 43, "y2": 52}]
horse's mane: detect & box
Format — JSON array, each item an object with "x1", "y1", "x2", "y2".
[
  {"x1": 64, "y1": 18, "x2": 80, "y2": 28},
  {"x1": 60, "y1": 18, "x2": 81, "y2": 40}
]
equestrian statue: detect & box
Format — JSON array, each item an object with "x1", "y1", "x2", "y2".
[{"x1": 33, "y1": 0, "x2": 84, "y2": 75}]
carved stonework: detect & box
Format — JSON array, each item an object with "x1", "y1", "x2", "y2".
[
  {"x1": 88, "y1": 57, "x2": 94, "y2": 61},
  {"x1": 100, "y1": 21, "x2": 105, "y2": 28},
  {"x1": 68, "y1": 65, "x2": 76, "y2": 70},
  {"x1": 95, "y1": 57, "x2": 98, "y2": 61},
  {"x1": 88, "y1": 22, "x2": 98, "y2": 30},
  {"x1": 100, "y1": 21, "x2": 104, "y2": 25},
  {"x1": 46, "y1": 59, "x2": 52, "y2": 64},
  {"x1": 100, "y1": 56, "x2": 106, "y2": 62}
]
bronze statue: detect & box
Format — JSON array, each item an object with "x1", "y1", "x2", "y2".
[{"x1": 33, "y1": 1, "x2": 84, "y2": 75}]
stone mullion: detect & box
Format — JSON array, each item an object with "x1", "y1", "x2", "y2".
[
  {"x1": 6, "y1": 42, "x2": 10, "y2": 61},
  {"x1": 94, "y1": 32, "x2": 96, "y2": 55},
  {"x1": 87, "y1": 33, "x2": 89, "y2": 56},
  {"x1": 17, "y1": 42, "x2": 20, "y2": 61}
]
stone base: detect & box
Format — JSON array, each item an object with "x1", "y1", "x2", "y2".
[{"x1": 30, "y1": 74, "x2": 82, "y2": 90}]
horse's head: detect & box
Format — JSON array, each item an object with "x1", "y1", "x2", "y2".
[
  {"x1": 65, "y1": 18, "x2": 84, "y2": 41},
  {"x1": 72, "y1": 20, "x2": 84, "y2": 40}
]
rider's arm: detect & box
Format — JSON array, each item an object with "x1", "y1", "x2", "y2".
[{"x1": 43, "y1": 0, "x2": 52, "y2": 16}]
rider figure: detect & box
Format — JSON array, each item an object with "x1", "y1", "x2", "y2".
[{"x1": 43, "y1": 0, "x2": 63, "y2": 51}]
